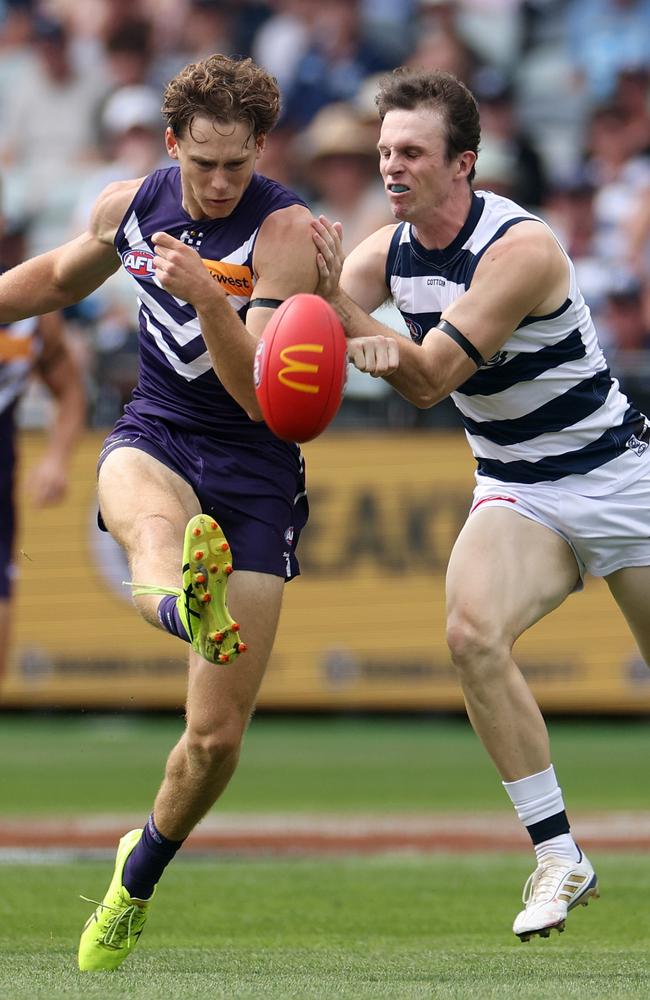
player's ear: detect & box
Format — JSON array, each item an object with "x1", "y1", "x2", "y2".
[
  {"x1": 255, "y1": 133, "x2": 266, "y2": 158},
  {"x1": 458, "y1": 150, "x2": 476, "y2": 179},
  {"x1": 165, "y1": 128, "x2": 179, "y2": 160}
]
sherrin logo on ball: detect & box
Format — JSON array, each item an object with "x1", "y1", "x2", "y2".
[{"x1": 254, "y1": 294, "x2": 347, "y2": 443}]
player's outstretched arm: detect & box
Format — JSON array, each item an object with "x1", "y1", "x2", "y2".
[
  {"x1": 0, "y1": 180, "x2": 138, "y2": 323},
  {"x1": 314, "y1": 215, "x2": 566, "y2": 408}
]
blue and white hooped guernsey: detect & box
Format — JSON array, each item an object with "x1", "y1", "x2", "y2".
[
  {"x1": 386, "y1": 190, "x2": 649, "y2": 496},
  {"x1": 114, "y1": 166, "x2": 307, "y2": 441}
]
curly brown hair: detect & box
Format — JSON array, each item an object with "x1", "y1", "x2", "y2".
[
  {"x1": 162, "y1": 54, "x2": 281, "y2": 140},
  {"x1": 376, "y1": 68, "x2": 481, "y2": 183}
]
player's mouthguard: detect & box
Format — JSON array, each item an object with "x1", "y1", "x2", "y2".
[{"x1": 389, "y1": 184, "x2": 409, "y2": 193}]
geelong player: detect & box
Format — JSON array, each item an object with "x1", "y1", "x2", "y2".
[
  {"x1": 312, "y1": 68, "x2": 650, "y2": 941},
  {"x1": 0, "y1": 54, "x2": 318, "y2": 970}
]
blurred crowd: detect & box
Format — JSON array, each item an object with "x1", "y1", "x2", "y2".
[{"x1": 3, "y1": 0, "x2": 650, "y2": 430}]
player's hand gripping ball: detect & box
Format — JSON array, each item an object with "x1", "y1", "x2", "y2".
[{"x1": 254, "y1": 294, "x2": 347, "y2": 442}]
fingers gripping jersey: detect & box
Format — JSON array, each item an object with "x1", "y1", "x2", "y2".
[
  {"x1": 386, "y1": 191, "x2": 648, "y2": 495},
  {"x1": 115, "y1": 167, "x2": 307, "y2": 441}
]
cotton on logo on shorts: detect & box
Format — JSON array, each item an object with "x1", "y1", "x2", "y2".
[
  {"x1": 284, "y1": 526, "x2": 294, "y2": 546},
  {"x1": 122, "y1": 249, "x2": 155, "y2": 277}
]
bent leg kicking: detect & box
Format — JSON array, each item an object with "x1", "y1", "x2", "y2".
[{"x1": 98, "y1": 447, "x2": 245, "y2": 664}]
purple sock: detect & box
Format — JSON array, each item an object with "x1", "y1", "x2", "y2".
[
  {"x1": 122, "y1": 814, "x2": 185, "y2": 900},
  {"x1": 157, "y1": 594, "x2": 189, "y2": 642}
]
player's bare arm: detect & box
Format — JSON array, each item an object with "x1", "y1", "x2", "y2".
[
  {"x1": 154, "y1": 204, "x2": 318, "y2": 420},
  {"x1": 315, "y1": 215, "x2": 568, "y2": 407},
  {"x1": 26, "y1": 312, "x2": 86, "y2": 507},
  {"x1": 0, "y1": 180, "x2": 138, "y2": 322}
]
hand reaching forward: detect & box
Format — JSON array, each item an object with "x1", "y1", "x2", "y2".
[
  {"x1": 347, "y1": 336, "x2": 400, "y2": 377},
  {"x1": 311, "y1": 215, "x2": 344, "y2": 302}
]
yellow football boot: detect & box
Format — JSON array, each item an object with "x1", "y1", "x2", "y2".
[
  {"x1": 129, "y1": 514, "x2": 247, "y2": 665},
  {"x1": 78, "y1": 829, "x2": 152, "y2": 971}
]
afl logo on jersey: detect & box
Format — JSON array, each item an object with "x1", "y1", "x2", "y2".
[
  {"x1": 122, "y1": 249, "x2": 155, "y2": 277},
  {"x1": 405, "y1": 317, "x2": 423, "y2": 343}
]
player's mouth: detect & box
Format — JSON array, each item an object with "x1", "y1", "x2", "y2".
[{"x1": 388, "y1": 184, "x2": 410, "y2": 194}]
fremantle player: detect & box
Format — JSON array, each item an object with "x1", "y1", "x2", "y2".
[
  {"x1": 312, "y1": 68, "x2": 650, "y2": 941},
  {"x1": 0, "y1": 312, "x2": 85, "y2": 687},
  {"x1": 0, "y1": 55, "x2": 318, "y2": 970}
]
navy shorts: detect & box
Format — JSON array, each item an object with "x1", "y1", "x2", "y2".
[{"x1": 97, "y1": 411, "x2": 309, "y2": 581}]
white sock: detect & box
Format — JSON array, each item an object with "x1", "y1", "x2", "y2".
[
  {"x1": 502, "y1": 764, "x2": 580, "y2": 863},
  {"x1": 533, "y1": 833, "x2": 581, "y2": 865}
]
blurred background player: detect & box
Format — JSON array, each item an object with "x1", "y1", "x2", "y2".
[{"x1": 0, "y1": 192, "x2": 86, "y2": 687}]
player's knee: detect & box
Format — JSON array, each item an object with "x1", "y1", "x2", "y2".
[
  {"x1": 184, "y1": 720, "x2": 245, "y2": 776},
  {"x1": 446, "y1": 610, "x2": 507, "y2": 673},
  {"x1": 133, "y1": 511, "x2": 182, "y2": 552}
]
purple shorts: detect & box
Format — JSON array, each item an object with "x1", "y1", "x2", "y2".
[{"x1": 97, "y1": 411, "x2": 308, "y2": 581}]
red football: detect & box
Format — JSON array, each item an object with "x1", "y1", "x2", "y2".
[{"x1": 253, "y1": 293, "x2": 347, "y2": 442}]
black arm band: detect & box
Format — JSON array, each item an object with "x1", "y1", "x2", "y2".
[
  {"x1": 436, "y1": 319, "x2": 485, "y2": 368},
  {"x1": 249, "y1": 297, "x2": 284, "y2": 310}
]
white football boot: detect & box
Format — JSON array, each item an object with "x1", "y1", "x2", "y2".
[{"x1": 513, "y1": 850, "x2": 599, "y2": 941}]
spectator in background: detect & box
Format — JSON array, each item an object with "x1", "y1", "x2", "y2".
[
  {"x1": 581, "y1": 102, "x2": 650, "y2": 269},
  {"x1": 613, "y1": 67, "x2": 650, "y2": 157},
  {"x1": 565, "y1": 0, "x2": 650, "y2": 103},
  {"x1": 0, "y1": 1, "x2": 37, "y2": 132},
  {"x1": 70, "y1": 85, "x2": 167, "y2": 427},
  {"x1": 149, "y1": 0, "x2": 238, "y2": 93},
  {"x1": 600, "y1": 275, "x2": 650, "y2": 416},
  {"x1": 281, "y1": 0, "x2": 395, "y2": 129},
  {"x1": 297, "y1": 102, "x2": 391, "y2": 254},
  {"x1": 252, "y1": 0, "x2": 320, "y2": 92},
  {"x1": 102, "y1": 17, "x2": 156, "y2": 91},
  {"x1": 297, "y1": 101, "x2": 396, "y2": 425},
  {"x1": 407, "y1": 8, "x2": 481, "y2": 85},
  {"x1": 0, "y1": 189, "x2": 86, "y2": 688},
  {"x1": 541, "y1": 171, "x2": 611, "y2": 326},
  {"x1": 472, "y1": 66, "x2": 548, "y2": 209},
  {"x1": 0, "y1": 14, "x2": 107, "y2": 255}
]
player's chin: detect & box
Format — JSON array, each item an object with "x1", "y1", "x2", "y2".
[
  {"x1": 203, "y1": 199, "x2": 235, "y2": 218},
  {"x1": 389, "y1": 201, "x2": 408, "y2": 221}
]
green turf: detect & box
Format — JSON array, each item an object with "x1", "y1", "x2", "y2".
[
  {"x1": 0, "y1": 715, "x2": 648, "y2": 815},
  {"x1": 0, "y1": 854, "x2": 646, "y2": 999}
]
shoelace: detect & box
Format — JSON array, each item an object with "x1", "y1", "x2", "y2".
[
  {"x1": 521, "y1": 862, "x2": 570, "y2": 905},
  {"x1": 125, "y1": 580, "x2": 200, "y2": 639},
  {"x1": 80, "y1": 894, "x2": 145, "y2": 949}
]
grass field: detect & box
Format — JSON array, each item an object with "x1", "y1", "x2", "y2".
[
  {"x1": 0, "y1": 855, "x2": 648, "y2": 999},
  {"x1": 1, "y1": 713, "x2": 649, "y2": 998},
  {"x1": 1, "y1": 713, "x2": 649, "y2": 813}
]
